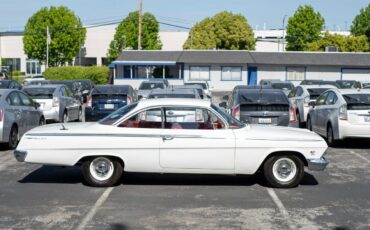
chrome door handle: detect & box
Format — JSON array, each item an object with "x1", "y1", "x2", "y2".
[{"x1": 162, "y1": 135, "x2": 174, "y2": 141}]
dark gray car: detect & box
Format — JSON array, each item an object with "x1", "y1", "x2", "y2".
[
  {"x1": 0, "y1": 89, "x2": 44, "y2": 149},
  {"x1": 223, "y1": 88, "x2": 291, "y2": 126}
]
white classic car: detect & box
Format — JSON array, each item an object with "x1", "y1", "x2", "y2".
[{"x1": 14, "y1": 99, "x2": 329, "y2": 188}]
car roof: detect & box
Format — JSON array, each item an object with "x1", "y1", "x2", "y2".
[
  {"x1": 0, "y1": 89, "x2": 18, "y2": 94},
  {"x1": 336, "y1": 88, "x2": 370, "y2": 94},
  {"x1": 299, "y1": 84, "x2": 337, "y2": 89},
  {"x1": 24, "y1": 84, "x2": 63, "y2": 89},
  {"x1": 137, "y1": 98, "x2": 210, "y2": 109},
  {"x1": 150, "y1": 88, "x2": 196, "y2": 94},
  {"x1": 237, "y1": 88, "x2": 286, "y2": 94},
  {"x1": 93, "y1": 85, "x2": 133, "y2": 94},
  {"x1": 172, "y1": 85, "x2": 203, "y2": 89},
  {"x1": 234, "y1": 85, "x2": 273, "y2": 90}
]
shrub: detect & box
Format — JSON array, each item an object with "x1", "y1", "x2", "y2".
[
  {"x1": 12, "y1": 76, "x2": 24, "y2": 84},
  {"x1": 44, "y1": 66, "x2": 109, "y2": 84},
  {"x1": 10, "y1": 71, "x2": 24, "y2": 76}
]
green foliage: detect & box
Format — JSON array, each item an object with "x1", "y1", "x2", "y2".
[
  {"x1": 351, "y1": 4, "x2": 370, "y2": 36},
  {"x1": 10, "y1": 71, "x2": 23, "y2": 76},
  {"x1": 183, "y1": 11, "x2": 255, "y2": 50},
  {"x1": 305, "y1": 32, "x2": 369, "y2": 52},
  {"x1": 44, "y1": 66, "x2": 109, "y2": 84},
  {"x1": 23, "y1": 6, "x2": 86, "y2": 67},
  {"x1": 12, "y1": 76, "x2": 24, "y2": 84},
  {"x1": 107, "y1": 11, "x2": 162, "y2": 62},
  {"x1": 286, "y1": 5, "x2": 325, "y2": 51}
]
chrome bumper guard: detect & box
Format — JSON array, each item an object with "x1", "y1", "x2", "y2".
[
  {"x1": 307, "y1": 157, "x2": 329, "y2": 171},
  {"x1": 14, "y1": 150, "x2": 27, "y2": 162}
]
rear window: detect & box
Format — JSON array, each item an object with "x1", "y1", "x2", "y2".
[
  {"x1": 343, "y1": 94, "x2": 370, "y2": 110},
  {"x1": 336, "y1": 81, "x2": 355, "y2": 89},
  {"x1": 307, "y1": 88, "x2": 330, "y2": 100},
  {"x1": 363, "y1": 83, "x2": 370, "y2": 89},
  {"x1": 271, "y1": 83, "x2": 293, "y2": 90},
  {"x1": 239, "y1": 91, "x2": 289, "y2": 105},
  {"x1": 149, "y1": 94, "x2": 195, "y2": 99},
  {"x1": 139, "y1": 82, "x2": 164, "y2": 90},
  {"x1": 24, "y1": 88, "x2": 55, "y2": 99}
]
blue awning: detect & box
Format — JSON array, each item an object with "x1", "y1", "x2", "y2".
[{"x1": 111, "y1": 61, "x2": 177, "y2": 66}]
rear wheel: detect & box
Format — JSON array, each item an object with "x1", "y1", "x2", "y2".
[
  {"x1": 327, "y1": 125, "x2": 337, "y2": 147},
  {"x1": 263, "y1": 155, "x2": 304, "y2": 188},
  {"x1": 62, "y1": 111, "x2": 68, "y2": 123},
  {"x1": 77, "y1": 107, "x2": 82, "y2": 122},
  {"x1": 39, "y1": 117, "x2": 45, "y2": 126},
  {"x1": 307, "y1": 117, "x2": 312, "y2": 131},
  {"x1": 82, "y1": 156, "x2": 123, "y2": 187},
  {"x1": 8, "y1": 125, "x2": 19, "y2": 150}
]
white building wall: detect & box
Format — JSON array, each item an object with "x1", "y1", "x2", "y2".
[
  {"x1": 0, "y1": 35, "x2": 27, "y2": 71},
  {"x1": 305, "y1": 66, "x2": 341, "y2": 80},
  {"x1": 256, "y1": 65, "x2": 286, "y2": 82}
]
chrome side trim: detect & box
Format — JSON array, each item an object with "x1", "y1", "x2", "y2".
[
  {"x1": 26, "y1": 133, "x2": 226, "y2": 139},
  {"x1": 307, "y1": 157, "x2": 329, "y2": 171},
  {"x1": 14, "y1": 150, "x2": 27, "y2": 162},
  {"x1": 245, "y1": 138, "x2": 323, "y2": 142}
]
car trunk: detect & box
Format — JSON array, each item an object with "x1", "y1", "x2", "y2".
[
  {"x1": 34, "y1": 99, "x2": 53, "y2": 110},
  {"x1": 343, "y1": 94, "x2": 370, "y2": 125},
  {"x1": 92, "y1": 94, "x2": 128, "y2": 111},
  {"x1": 240, "y1": 104, "x2": 290, "y2": 126}
]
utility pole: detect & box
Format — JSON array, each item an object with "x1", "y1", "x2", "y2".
[
  {"x1": 282, "y1": 15, "x2": 287, "y2": 52},
  {"x1": 46, "y1": 26, "x2": 50, "y2": 69},
  {"x1": 138, "y1": 0, "x2": 143, "y2": 50}
]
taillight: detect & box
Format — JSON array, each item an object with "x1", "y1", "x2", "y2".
[
  {"x1": 232, "y1": 105, "x2": 240, "y2": 120},
  {"x1": 289, "y1": 107, "x2": 298, "y2": 123},
  {"x1": 0, "y1": 109, "x2": 3, "y2": 122},
  {"x1": 127, "y1": 96, "x2": 132, "y2": 105},
  {"x1": 339, "y1": 104, "x2": 347, "y2": 120},
  {"x1": 52, "y1": 97, "x2": 59, "y2": 107},
  {"x1": 86, "y1": 96, "x2": 92, "y2": 108}
]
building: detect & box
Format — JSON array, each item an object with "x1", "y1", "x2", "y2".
[{"x1": 111, "y1": 50, "x2": 370, "y2": 91}]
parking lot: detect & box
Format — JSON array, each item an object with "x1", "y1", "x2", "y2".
[{"x1": 0, "y1": 139, "x2": 369, "y2": 229}]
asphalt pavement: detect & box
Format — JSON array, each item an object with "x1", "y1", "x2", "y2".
[{"x1": 0, "y1": 139, "x2": 370, "y2": 229}]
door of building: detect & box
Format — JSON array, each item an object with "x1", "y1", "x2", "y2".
[{"x1": 247, "y1": 67, "x2": 257, "y2": 85}]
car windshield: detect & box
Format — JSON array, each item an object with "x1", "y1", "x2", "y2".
[
  {"x1": 239, "y1": 91, "x2": 289, "y2": 104},
  {"x1": 185, "y1": 83, "x2": 207, "y2": 89},
  {"x1": 211, "y1": 104, "x2": 245, "y2": 129},
  {"x1": 99, "y1": 102, "x2": 138, "y2": 125},
  {"x1": 271, "y1": 83, "x2": 293, "y2": 90},
  {"x1": 148, "y1": 94, "x2": 195, "y2": 99},
  {"x1": 139, "y1": 82, "x2": 164, "y2": 90},
  {"x1": 336, "y1": 81, "x2": 355, "y2": 89},
  {"x1": 24, "y1": 88, "x2": 55, "y2": 99}
]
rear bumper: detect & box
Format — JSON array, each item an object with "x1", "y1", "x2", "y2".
[
  {"x1": 338, "y1": 120, "x2": 370, "y2": 139},
  {"x1": 14, "y1": 150, "x2": 27, "y2": 162},
  {"x1": 307, "y1": 157, "x2": 329, "y2": 171},
  {"x1": 85, "y1": 109, "x2": 112, "y2": 122},
  {"x1": 42, "y1": 108, "x2": 60, "y2": 121}
]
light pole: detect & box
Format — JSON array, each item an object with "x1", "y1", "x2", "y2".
[
  {"x1": 138, "y1": 0, "x2": 143, "y2": 50},
  {"x1": 282, "y1": 15, "x2": 288, "y2": 52},
  {"x1": 46, "y1": 26, "x2": 50, "y2": 68}
]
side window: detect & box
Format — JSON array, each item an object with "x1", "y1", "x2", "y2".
[
  {"x1": 65, "y1": 88, "x2": 73, "y2": 97},
  {"x1": 119, "y1": 108, "x2": 162, "y2": 129},
  {"x1": 18, "y1": 92, "x2": 33, "y2": 106},
  {"x1": 59, "y1": 88, "x2": 65, "y2": 96},
  {"x1": 7, "y1": 92, "x2": 22, "y2": 106},
  {"x1": 316, "y1": 92, "x2": 328, "y2": 106},
  {"x1": 325, "y1": 92, "x2": 337, "y2": 105},
  {"x1": 164, "y1": 107, "x2": 225, "y2": 130},
  {"x1": 288, "y1": 88, "x2": 297, "y2": 98},
  {"x1": 296, "y1": 87, "x2": 304, "y2": 97}
]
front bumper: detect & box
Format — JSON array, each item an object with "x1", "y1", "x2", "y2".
[
  {"x1": 307, "y1": 157, "x2": 329, "y2": 171},
  {"x1": 14, "y1": 150, "x2": 27, "y2": 162}
]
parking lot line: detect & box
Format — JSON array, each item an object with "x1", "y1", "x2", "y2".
[
  {"x1": 349, "y1": 151, "x2": 370, "y2": 164},
  {"x1": 76, "y1": 187, "x2": 114, "y2": 230},
  {"x1": 266, "y1": 188, "x2": 295, "y2": 230}
]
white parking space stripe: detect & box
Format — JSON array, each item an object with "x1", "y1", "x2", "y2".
[
  {"x1": 350, "y1": 151, "x2": 370, "y2": 164},
  {"x1": 76, "y1": 187, "x2": 114, "y2": 230},
  {"x1": 266, "y1": 188, "x2": 295, "y2": 230}
]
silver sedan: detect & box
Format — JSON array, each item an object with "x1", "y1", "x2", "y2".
[{"x1": 0, "y1": 89, "x2": 44, "y2": 149}]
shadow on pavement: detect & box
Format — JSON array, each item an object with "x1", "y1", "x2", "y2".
[
  {"x1": 18, "y1": 166, "x2": 318, "y2": 188},
  {"x1": 333, "y1": 138, "x2": 370, "y2": 150}
]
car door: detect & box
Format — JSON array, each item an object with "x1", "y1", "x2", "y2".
[
  {"x1": 18, "y1": 92, "x2": 40, "y2": 130},
  {"x1": 117, "y1": 107, "x2": 163, "y2": 172},
  {"x1": 6, "y1": 92, "x2": 25, "y2": 134},
  {"x1": 159, "y1": 106, "x2": 235, "y2": 171},
  {"x1": 314, "y1": 92, "x2": 329, "y2": 135},
  {"x1": 322, "y1": 92, "x2": 338, "y2": 135}
]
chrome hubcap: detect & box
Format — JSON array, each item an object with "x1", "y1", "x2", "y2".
[
  {"x1": 272, "y1": 158, "x2": 297, "y2": 182},
  {"x1": 90, "y1": 157, "x2": 114, "y2": 181}
]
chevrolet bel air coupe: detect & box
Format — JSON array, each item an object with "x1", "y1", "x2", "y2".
[{"x1": 14, "y1": 99, "x2": 329, "y2": 188}]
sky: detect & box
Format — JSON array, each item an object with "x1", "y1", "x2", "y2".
[{"x1": 0, "y1": 0, "x2": 368, "y2": 32}]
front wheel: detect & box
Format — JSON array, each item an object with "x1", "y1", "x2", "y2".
[
  {"x1": 82, "y1": 157, "x2": 123, "y2": 187},
  {"x1": 263, "y1": 155, "x2": 304, "y2": 188},
  {"x1": 8, "y1": 126, "x2": 19, "y2": 150}
]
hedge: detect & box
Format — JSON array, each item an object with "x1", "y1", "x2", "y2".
[{"x1": 44, "y1": 66, "x2": 109, "y2": 85}]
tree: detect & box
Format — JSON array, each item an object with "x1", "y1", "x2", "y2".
[
  {"x1": 286, "y1": 5, "x2": 325, "y2": 51},
  {"x1": 351, "y1": 4, "x2": 370, "y2": 50},
  {"x1": 304, "y1": 32, "x2": 369, "y2": 52},
  {"x1": 107, "y1": 11, "x2": 162, "y2": 62},
  {"x1": 183, "y1": 11, "x2": 255, "y2": 50},
  {"x1": 23, "y1": 6, "x2": 86, "y2": 67}
]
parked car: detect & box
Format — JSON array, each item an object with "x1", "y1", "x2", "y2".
[
  {"x1": 184, "y1": 81, "x2": 212, "y2": 98},
  {"x1": 335, "y1": 80, "x2": 362, "y2": 89},
  {"x1": 14, "y1": 98, "x2": 328, "y2": 188},
  {"x1": 289, "y1": 85, "x2": 337, "y2": 127},
  {"x1": 0, "y1": 80, "x2": 22, "y2": 90},
  {"x1": 27, "y1": 80, "x2": 51, "y2": 86},
  {"x1": 260, "y1": 80, "x2": 295, "y2": 96},
  {"x1": 148, "y1": 88, "x2": 201, "y2": 99},
  {"x1": 23, "y1": 75, "x2": 45, "y2": 85},
  {"x1": 73, "y1": 79, "x2": 94, "y2": 103},
  {"x1": 85, "y1": 85, "x2": 137, "y2": 122},
  {"x1": 222, "y1": 88, "x2": 294, "y2": 126},
  {"x1": 307, "y1": 89, "x2": 370, "y2": 146},
  {"x1": 361, "y1": 82, "x2": 370, "y2": 89},
  {"x1": 137, "y1": 80, "x2": 168, "y2": 100},
  {"x1": 0, "y1": 72, "x2": 9, "y2": 80},
  {"x1": 172, "y1": 85, "x2": 207, "y2": 99},
  {"x1": 0, "y1": 89, "x2": 44, "y2": 149},
  {"x1": 300, "y1": 80, "x2": 337, "y2": 87},
  {"x1": 23, "y1": 85, "x2": 82, "y2": 123}
]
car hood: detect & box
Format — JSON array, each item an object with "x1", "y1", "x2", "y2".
[{"x1": 238, "y1": 124, "x2": 326, "y2": 142}]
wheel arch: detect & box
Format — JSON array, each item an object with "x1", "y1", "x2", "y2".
[
  {"x1": 75, "y1": 155, "x2": 125, "y2": 168},
  {"x1": 259, "y1": 151, "x2": 308, "y2": 170}
]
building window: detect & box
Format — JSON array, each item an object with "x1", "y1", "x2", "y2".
[
  {"x1": 4, "y1": 58, "x2": 21, "y2": 72},
  {"x1": 26, "y1": 60, "x2": 41, "y2": 76},
  {"x1": 131, "y1": 65, "x2": 181, "y2": 79},
  {"x1": 286, "y1": 66, "x2": 305, "y2": 81},
  {"x1": 189, "y1": 66, "x2": 210, "y2": 81},
  {"x1": 222, "y1": 67, "x2": 242, "y2": 81}
]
